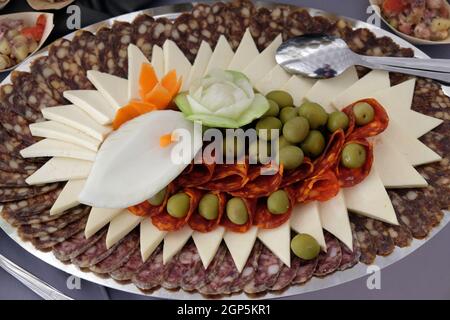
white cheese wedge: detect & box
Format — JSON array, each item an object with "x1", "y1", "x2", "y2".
[
  {"x1": 163, "y1": 225, "x2": 193, "y2": 264},
  {"x1": 192, "y1": 226, "x2": 225, "y2": 269},
  {"x1": 255, "y1": 64, "x2": 291, "y2": 95},
  {"x1": 290, "y1": 202, "x2": 326, "y2": 251},
  {"x1": 332, "y1": 70, "x2": 390, "y2": 110},
  {"x1": 203, "y1": 35, "x2": 234, "y2": 76},
  {"x1": 163, "y1": 40, "x2": 192, "y2": 91},
  {"x1": 20, "y1": 139, "x2": 96, "y2": 161},
  {"x1": 373, "y1": 137, "x2": 428, "y2": 188},
  {"x1": 127, "y1": 44, "x2": 151, "y2": 101},
  {"x1": 257, "y1": 221, "x2": 291, "y2": 267},
  {"x1": 228, "y1": 28, "x2": 259, "y2": 71},
  {"x1": 41, "y1": 105, "x2": 112, "y2": 141},
  {"x1": 243, "y1": 34, "x2": 282, "y2": 85},
  {"x1": 29, "y1": 121, "x2": 101, "y2": 152},
  {"x1": 305, "y1": 66, "x2": 359, "y2": 112},
  {"x1": 381, "y1": 78, "x2": 415, "y2": 110},
  {"x1": 382, "y1": 120, "x2": 441, "y2": 166},
  {"x1": 318, "y1": 190, "x2": 353, "y2": 250},
  {"x1": 151, "y1": 45, "x2": 165, "y2": 81},
  {"x1": 344, "y1": 167, "x2": 398, "y2": 225},
  {"x1": 224, "y1": 226, "x2": 258, "y2": 273},
  {"x1": 86, "y1": 70, "x2": 129, "y2": 111},
  {"x1": 186, "y1": 41, "x2": 212, "y2": 87},
  {"x1": 63, "y1": 90, "x2": 116, "y2": 125},
  {"x1": 26, "y1": 157, "x2": 92, "y2": 185},
  {"x1": 140, "y1": 219, "x2": 167, "y2": 262},
  {"x1": 282, "y1": 76, "x2": 316, "y2": 106},
  {"x1": 50, "y1": 179, "x2": 86, "y2": 216},
  {"x1": 84, "y1": 207, "x2": 123, "y2": 238},
  {"x1": 106, "y1": 210, "x2": 143, "y2": 249}
]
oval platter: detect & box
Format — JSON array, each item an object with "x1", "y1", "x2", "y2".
[{"x1": 0, "y1": 1, "x2": 448, "y2": 300}]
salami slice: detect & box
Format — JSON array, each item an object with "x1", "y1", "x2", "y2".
[
  {"x1": 31, "y1": 215, "x2": 88, "y2": 250},
  {"x1": 412, "y1": 78, "x2": 450, "y2": 120},
  {"x1": 338, "y1": 226, "x2": 361, "y2": 271},
  {"x1": 220, "y1": 197, "x2": 256, "y2": 233},
  {"x1": 351, "y1": 219, "x2": 377, "y2": 264},
  {"x1": 291, "y1": 256, "x2": 318, "y2": 284},
  {"x1": 48, "y1": 38, "x2": 92, "y2": 90},
  {"x1": 250, "y1": 7, "x2": 283, "y2": 51},
  {"x1": 53, "y1": 229, "x2": 106, "y2": 262},
  {"x1": 95, "y1": 26, "x2": 119, "y2": 76},
  {"x1": 313, "y1": 129, "x2": 345, "y2": 175},
  {"x1": 0, "y1": 170, "x2": 29, "y2": 187},
  {"x1": 189, "y1": 192, "x2": 226, "y2": 232},
  {"x1": 253, "y1": 192, "x2": 293, "y2": 229},
  {"x1": 192, "y1": 3, "x2": 222, "y2": 48},
  {"x1": 71, "y1": 231, "x2": 117, "y2": 268},
  {"x1": 91, "y1": 229, "x2": 139, "y2": 274},
  {"x1": 356, "y1": 217, "x2": 395, "y2": 256},
  {"x1": 0, "y1": 152, "x2": 38, "y2": 174},
  {"x1": 149, "y1": 18, "x2": 173, "y2": 49},
  {"x1": 170, "y1": 13, "x2": 202, "y2": 62},
  {"x1": 197, "y1": 245, "x2": 229, "y2": 295},
  {"x1": 0, "y1": 128, "x2": 31, "y2": 157},
  {"x1": 132, "y1": 245, "x2": 165, "y2": 290},
  {"x1": 336, "y1": 139, "x2": 374, "y2": 187},
  {"x1": 110, "y1": 247, "x2": 145, "y2": 281},
  {"x1": 151, "y1": 188, "x2": 202, "y2": 231},
  {"x1": 314, "y1": 233, "x2": 342, "y2": 277},
  {"x1": 224, "y1": 0, "x2": 256, "y2": 49},
  {"x1": 229, "y1": 241, "x2": 262, "y2": 293},
  {"x1": 70, "y1": 30, "x2": 101, "y2": 71},
  {"x1": 386, "y1": 223, "x2": 413, "y2": 248},
  {"x1": 30, "y1": 56, "x2": 71, "y2": 99},
  {"x1": 18, "y1": 205, "x2": 89, "y2": 239},
  {"x1": 176, "y1": 160, "x2": 215, "y2": 188},
  {"x1": 0, "y1": 105, "x2": 35, "y2": 145},
  {"x1": 0, "y1": 183, "x2": 59, "y2": 203},
  {"x1": 0, "y1": 84, "x2": 43, "y2": 123},
  {"x1": 180, "y1": 246, "x2": 208, "y2": 291},
  {"x1": 243, "y1": 246, "x2": 283, "y2": 294},
  {"x1": 280, "y1": 157, "x2": 314, "y2": 188},
  {"x1": 111, "y1": 21, "x2": 133, "y2": 78},
  {"x1": 229, "y1": 163, "x2": 283, "y2": 198},
  {"x1": 294, "y1": 169, "x2": 340, "y2": 203},
  {"x1": 270, "y1": 258, "x2": 299, "y2": 291},
  {"x1": 202, "y1": 163, "x2": 249, "y2": 192},
  {"x1": 131, "y1": 14, "x2": 156, "y2": 59}
]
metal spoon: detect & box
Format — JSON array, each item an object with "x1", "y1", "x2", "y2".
[{"x1": 276, "y1": 34, "x2": 450, "y2": 84}]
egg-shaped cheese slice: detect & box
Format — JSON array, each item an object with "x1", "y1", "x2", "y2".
[{"x1": 78, "y1": 110, "x2": 202, "y2": 208}]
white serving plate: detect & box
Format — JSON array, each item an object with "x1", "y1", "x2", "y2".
[{"x1": 0, "y1": 1, "x2": 448, "y2": 300}]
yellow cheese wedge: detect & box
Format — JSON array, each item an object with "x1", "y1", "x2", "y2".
[
  {"x1": 255, "y1": 64, "x2": 291, "y2": 95},
  {"x1": 128, "y1": 44, "x2": 151, "y2": 101},
  {"x1": 224, "y1": 226, "x2": 258, "y2": 273},
  {"x1": 29, "y1": 121, "x2": 101, "y2": 152},
  {"x1": 192, "y1": 226, "x2": 225, "y2": 269},
  {"x1": 163, "y1": 225, "x2": 193, "y2": 264},
  {"x1": 186, "y1": 41, "x2": 212, "y2": 88},
  {"x1": 50, "y1": 179, "x2": 86, "y2": 216},
  {"x1": 151, "y1": 45, "x2": 165, "y2": 81},
  {"x1": 63, "y1": 90, "x2": 116, "y2": 125},
  {"x1": 41, "y1": 105, "x2": 112, "y2": 141},
  {"x1": 20, "y1": 139, "x2": 96, "y2": 161},
  {"x1": 290, "y1": 202, "x2": 326, "y2": 251},
  {"x1": 86, "y1": 70, "x2": 129, "y2": 111},
  {"x1": 26, "y1": 157, "x2": 92, "y2": 185},
  {"x1": 228, "y1": 28, "x2": 259, "y2": 71},
  {"x1": 318, "y1": 190, "x2": 353, "y2": 250},
  {"x1": 204, "y1": 35, "x2": 234, "y2": 76},
  {"x1": 163, "y1": 40, "x2": 192, "y2": 91},
  {"x1": 84, "y1": 207, "x2": 123, "y2": 238},
  {"x1": 140, "y1": 219, "x2": 166, "y2": 262},
  {"x1": 257, "y1": 221, "x2": 291, "y2": 267},
  {"x1": 282, "y1": 75, "x2": 316, "y2": 106},
  {"x1": 106, "y1": 210, "x2": 143, "y2": 249}
]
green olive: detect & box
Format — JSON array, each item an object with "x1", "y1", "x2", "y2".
[
  {"x1": 327, "y1": 111, "x2": 349, "y2": 132},
  {"x1": 278, "y1": 136, "x2": 292, "y2": 150},
  {"x1": 248, "y1": 139, "x2": 271, "y2": 164},
  {"x1": 198, "y1": 193, "x2": 219, "y2": 221},
  {"x1": 341, "y1": 143, "x2": 367, "y2": 169},
  {"x1": 279, "y1": 145, "x2": 304, "y2": 170},
  {"x1": 167, "y1": 192, "x2": 191, "y2": 218},
  {"x1": 267, "y1": 190, "x2": 290, "y2": 215},
  {"x1": 298, "y1": 101, "x2": 328, "y2": 129},
  {"x1": 264, "y1": 99, "x2": 280, "y2": 117},
  {"x1": 266, "y1": 90, "x2": 293, "y2": 108},
  {"x1": 223, "y1": 135, "x2": 245, "y2": 160},
  {"x1": 226, "y1": 197, "x2": 248, "y2": 225},
  {"x1": 282, "y1": 116, "x2": 310, "y2": 143},
  {"x1": 148, "y1": 187, "x2": 167, "y2": 206},
  {"x1": 353, "y1": 102, "x2": 374, "y2": 126},
  {"x1": 279, "y1": 106, "x2": 297, "y2": 124},
  {"x1": 300, "y1": 130, "x2": 326, "y2": 158},
  {"x1": 291, "y1": 233, "x2": 321, "y2": 260},
  {"x1": 256, "y1": 116, "x2": 282, "y2": 141}
]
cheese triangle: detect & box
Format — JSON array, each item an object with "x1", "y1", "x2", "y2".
[
  {"x1": 163, "y1": 40, "x2": 192, "y2": 91},
  {"x1": 204, "y1": 35, "x2": 234, "y2": 76},
  {"x1": 85, "y1": 207, "x2": 123, "y2": 238},
  {"x1": 151, "y1": 45, "x2": 165, "y2": 81},
  {"x1": 128, "y1": 44, "x2": 151, "y2": 101},
  {"x1": 186, "y1": 41, "x2": 212, "y2": 88},
  {"x1": 163, "y1": 225, "x2": 193, "y2": 264},
  {"x1": 192, "y1": 226, "x2": 225, "y2": 269},
  {"x1": 50, "y1": 179, "x2": 85, "y2": 216},
  {"x1": 63, "y1": 90, "x2": 116, "y2": 125},
  {"x1": 257, "y1": 221, "x2": 291, "y2": 267},
  {"x1": 290, "y1": 202, "x2": 327, "y2": 251},
  {"x1": 26, "y1": 157, "x2": 92, "y2": 185},
  {"x1": 106, "y1": 210, "x2": 143, "y2": 249},
  {"x1": 282, "y1": 75, "x2": 316, "y2": 106},
  {"x1": 228, "y1": 28, "x2": 259, "y2": 71},
  {"x1": 224, "y1": 226, "x2": 258, "y2": 273},
  {"x1": 87, "y1": 70, "x2": 129, "y2": 111},
  {"x1": 140, "y1": 219, "x2": 166, "y2": 262}
]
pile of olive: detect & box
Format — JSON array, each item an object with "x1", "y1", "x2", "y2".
[
  {"x1": 0, "y1": 21, "x2": 38, "y2": 70},
  {"x1": 254, "y1": 91, "x2": 374, "y2": 171}
]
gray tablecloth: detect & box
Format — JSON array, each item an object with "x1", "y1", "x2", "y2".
[{"x1": 1, "y1": 0, "x2": 449, "y2": 300}]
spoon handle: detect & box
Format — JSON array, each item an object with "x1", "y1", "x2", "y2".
[{"x1": 360, "y1": 55, "x2": 450, "y2": 73}]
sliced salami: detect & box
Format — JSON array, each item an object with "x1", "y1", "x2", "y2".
[
  {"x1": 170, "y1": 13, "x2": 202, "y2": 62},
  {"x1": 386, "y1": 223, "x2": 413, "y2": 248},
  {"x1": 110, "y1": 247, "x2": 145, "y2": 281},
  {"x1": 18, "y1": 205, "x2": 89, "y2": 239},
  {"x1": 229, "y1": 241, "x2": 262, "y2": 293},
  {"x1": 192, "y1": 3, "x2": 222, "y2": 48},
  {"x1": 0, "y1": 183, "x2": 59, "y2": 203},
  {"x1": 149, "y1": 17, "x2": 173, "y2": 48},
  {"x1": 0, "y1": 84, "x2": 43, "y2": 123},
  {"x1": 338, "y1": 226, "x2": 361, "y2": 271},
  {"x1": 270, "y1": 258, "x2": 299, "y2": 291},
  {"x1": 243, "y1": 245, "x2": 283, "y2": 294},
  {"x1": 249, "y1": 7, "x2": 281, "y2": 51},
  {"x1": 313, "y1": 233, "x2": 342, "y2": 277},
  {"x1": 224, "y1": 0, "x2": 255, "y2": 49},
  {"x1": 180, "y1": 247, "x2": 208, "y2": 292},
  {"x1": 0, "y1": 128, "x2": 30, "y2": 157},
  {"x1": 71, "y1": 231, "x2": 118, "y2": 268},
  {"x1": 412, "y1": 78, "x2": 450, "y2": 120},
  {"x1": 132, "y1": 245, "x2": 165, "y2": 290},
  {"x1": 292, "y1": 257, "x2": 318, "y2": 284},
  {"x1": 53, "y1": 229, "x2": 106, "y2": 262},
  {"x1": 30, "y1": 55, "x2": 71, "y2": 99},
  {"x1": 90, "y1": 229, "x2": 139, "y2": 274},
  {"x1": 131, "y1": 14, "x2": 156, "y2": 59},
  {"x1": 0, "y1": 106, "x2": 35, "y2": 145},
  {"x1": 31, "y1": 215, "x2": 88, "y2": 250},
  {"x1": 358, "y1": 217, "x2": 395, "y2": 256},
  {"x1": 70, "y1": 30, "x2": 101, "y2": 72},
  {"x1": 0, "y1": 170, "x2": 28, "y2": 187},
  {"x1": 95, "y1": 26, "x2": 120, "y2": 76},
  {"x1": 0, "y1": 152, "x2": 38, "y2": 175},
  {"x1": 111, "y1": 21, "x2": 133, "y2": 78},
  {"x1": 351, "y1": 219, "x2": 377, "y2": 264}
]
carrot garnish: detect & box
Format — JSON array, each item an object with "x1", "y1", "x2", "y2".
[
  {"x1": 112, "y1": 103, "x2": 141, "y2": 130},
  {"x1": 161, "y1": 70, "x2": 182, "y2": 98},
  {"x1": 139, "y1": 63, "x2": 158, "y2": 100},
  {"x1": 144, "y1": 83, "x2": 172, "y2": 109},
  {"x1": 159, "y1": 133, "x2": 173, "y2": 148}
]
